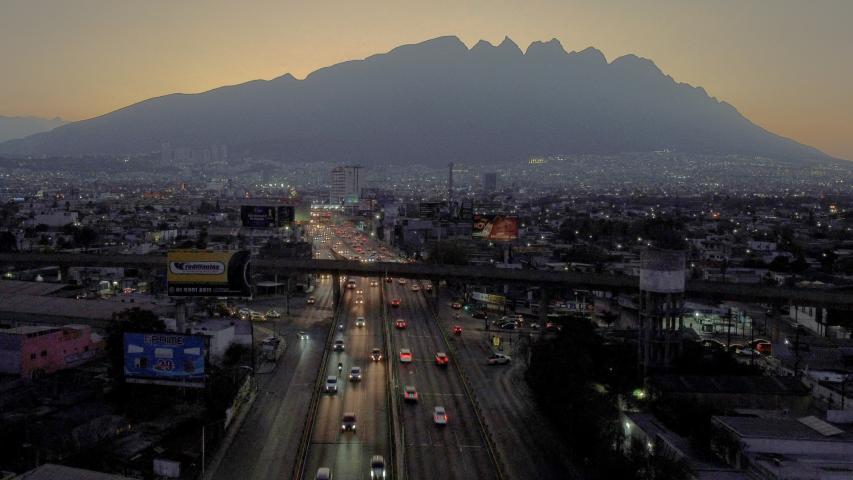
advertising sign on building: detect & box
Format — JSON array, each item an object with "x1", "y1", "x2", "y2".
[
  {"x1": 167, "y1": 249, "x2": 251, "y2": 297},
  {"x1": 240, "y1": 205, "x2": 295, "y2": 228},
  {"x1": 472, "y1": 291, "x2": 506, "y2": 305},
  {"x1": 124, "y1": 333, "x2": 206, "y2": 387},
  {"x1": 472, "y1": 215, "x2": 519, "y2": 241}
]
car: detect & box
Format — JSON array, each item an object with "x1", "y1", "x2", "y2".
[
  {"x1": 324, "y1": 376, "x2": 338, "y2": 393},
  {"x1": 307, "y1": 296, "x2": 316, "y2": 305},
  {"x1": 452, "y1": 325, "x2": 463, "y2": 335},
  {"x1": 349, "y1": 366, "x2": 362, "y2": 381},
  {"x1": 545, "y1": 322, "x2": 563, "y2": 332},
  {"x1": 370, "y1": 455, "x2": 386, "y2": 479},
  {"x1": 433, "y1": 406, "x2": 448, "y2": 426},
  {"x1": 266, "y1": 309, "x2": 281, "y2": 318},
  {"x1": 472, "y1": 311, "x2": 488, "y2": 320},
  {"x1": 315, "y1": 467, "x2": 332, "y2": 480},
  {"x1": 411, "y1": 284, "x2": 420, "y2": 292},
  {"x1": 499, "y1": 322, "x2": 516, "y2": 330},
  {"x1": 370, "y1": 280, "x2": 379, "y2": 287},
  {"x1": 385, "y1": 277, "x2": 393, "y2": 283},
  {"x1": 370, "y1": 348, "x2": 383, "y2": 361},
  {"x1": 487, "y1": 353, "x2": 511, "y2": 365},
  {"x1": 451, "y1": 302, "x2": 462, "y2": 310},
  {"x1": 390, "y1": 299, "x2": 401, "y2": 308},
  {"x1": 250, "y1": 311, "x2": 266, "y2": 321},
  {"x1": 395, "y1": 319, "x2": 408, "y2": 329},
  {"x1": 424, "y1": 283, "x2": 433, "y2": 292},
  {"x1": 346, "y1": 280, "x2": 357, "y2": 289},
  {"x1": 333, "y1": 339, "x2": 345, "y2": 351},
  {"x1": 737, "y1": 347, "x2": 761, "y2": 357},
  {"x1": 399, "y1": 348, "x2": 413, "y2": 363},
  {"x1": 356, "y1": 289, "x2": 364, "y2": 295},
  {"x1": 529, "y1": 323, "x2": 541, "y2": 330},
  {"x1": 297, "y1": 331, "x2": 309, "y2": 340},
  {"x1": 403, "y1": 385, "x2": 419, "y2": 402},
  {"x1": 398, "y1": 278, "x2": 407, "y2": 285},
  {"x1": 754, "y1": 341, "x2": 772, "y2": 355},
  {"x1": 356, "y1": 316, "x2": 366, "y2": 327},
  {"x1": 355, "y1": 296, "x2": 364, "y2": 304},
  {"x1": 701, "y1": 339, "x2": 726, "y2": 350},
  {"x1": 341, "y1": 412, "x2": 357, "y2": 432},
  {"x1": 434, "y1": 352, "x2": 449, "y2": 366}
]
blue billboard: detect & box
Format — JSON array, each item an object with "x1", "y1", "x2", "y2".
[{"x1": 123, "y1": 333, "x2": 206, "y2": 387}]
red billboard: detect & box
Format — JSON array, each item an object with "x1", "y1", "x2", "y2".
[{"x1": 472, "y1": 215, "x2": 518, "y2": 241}]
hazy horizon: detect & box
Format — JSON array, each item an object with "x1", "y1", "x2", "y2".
[{"x1": 1, "y1": 0, "x2": 851, "y2": 160}]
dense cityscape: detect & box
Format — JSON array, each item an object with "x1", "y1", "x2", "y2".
[{"x1": 2, "y1": 2, "x2": 853, "y2": 479}]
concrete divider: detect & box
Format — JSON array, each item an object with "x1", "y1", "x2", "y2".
[{"x1": 383, "y1": 281, "x2": 407, "y2": 479}]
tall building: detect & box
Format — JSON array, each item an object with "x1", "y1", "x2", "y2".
[
  {"x1": 330, "y1": 165, "x2": 362, "y2": 205},
  {"x1": 483, "y1": 172, "x2": 498, "y2": 192}
]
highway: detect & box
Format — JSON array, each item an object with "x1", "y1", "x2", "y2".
[
  {"x1": 436, "y1": 299, "x2": 579, "y2": 480},
  {"x1": 386, "y1": 280, "x2": 500, "y2": 480},
  {"x1": 301, "y1": 276, "x2": 390, "y2": 480},
  {"x1": 210, "y1": 281, "x2": 333, "y2": 480}
]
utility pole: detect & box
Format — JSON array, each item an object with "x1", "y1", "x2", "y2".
[{"x1": 726, "y1": 308, "x2": 733, "y2": 350}]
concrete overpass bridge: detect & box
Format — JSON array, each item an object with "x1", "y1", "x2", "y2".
[{"x1": 2, "y1": 253, "x2": 853, "y2": 310}]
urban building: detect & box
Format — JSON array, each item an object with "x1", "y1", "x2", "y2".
[
  {"x1": 330, "y1": 165, "x2": 362, "y2": 205},
  {"x1": 0, "y1": 324, "x2": 102, "y2": 378},
  {"x1": 483, "y1": 172, "x2": 497, "y2": 192}
]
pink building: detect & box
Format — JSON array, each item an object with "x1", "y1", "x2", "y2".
[{"x1": 0, "y1": 325, "x2": 102, "y2": 378}]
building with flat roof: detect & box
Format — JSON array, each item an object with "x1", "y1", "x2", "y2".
[
  {"x1": 330, "y1": 165, "x2": 362, "y2": 205},
  {"x1": 0, "y1": 324, "x2": 102, "y2": 378}
]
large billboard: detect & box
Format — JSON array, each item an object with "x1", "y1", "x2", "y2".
[
  {"x1": 167, "y1": 249, "x2": 251, "y2": 297},
  {"x1": 472, "y1": 215, "x2": 519, "y2": 241},
  {"x1": 472, "y1": 291, "x2": 506, "y2": 305},
  {"x1": 240, "y1": 205, "x2": 295, "y2": 228},
  {"x1": 124, "y1": 333, "x2": 206, "y2": 387}
]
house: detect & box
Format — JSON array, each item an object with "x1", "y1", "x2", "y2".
[{"x1": 0, "y1": 324, "x2": 102, "y2": 378}]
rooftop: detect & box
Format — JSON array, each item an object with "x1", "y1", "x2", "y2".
[{"x1": 649, "y1": 375, "x2": 810, "y2": 396}]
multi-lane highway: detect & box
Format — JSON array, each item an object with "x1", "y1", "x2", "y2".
[
  {"x1": 210, "y1": 281, "x2": 333, "y2": 480},
  {"x1": 385, "y1": 280, "x2": 500, "y2": 480},
  {"x1": 301, "y1": 277, "x2": 391, "y2": 479}
]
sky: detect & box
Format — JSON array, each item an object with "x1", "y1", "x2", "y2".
[{"x1": 1, "y1": 0, "x2": 851, "y2": 160}]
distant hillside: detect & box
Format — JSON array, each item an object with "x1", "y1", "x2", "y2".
[
  {"x1": 0, "y1": 36, "x2": 832, "y2": 165},
  {"x1": 0, "y1": 116, "x2": 66, "y2": 143}
]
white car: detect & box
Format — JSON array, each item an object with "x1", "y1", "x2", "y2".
[
  {"x1": 266, "y1": 309, "x2": 281, "y2": 318},
  {"x1": 356, "y1": 316, "x2": 366, "y2": 327},
  {"x1": 324, "y1": 376, "x2": 338, "y2": 393},
  {"x1": 433, "y1": 406, "x2": 448, "y2": 426},
  {"x1": 487, "y1": 353, "x2": 511, "y2": 365},
  {"x1": 349, "y1": 366, "x2": 362, "y2": 381},
  {"x1": 315, "y1": 467, "x2": 332, "y2": 480},
  {"x1": 370, "y1": 455, "x2": 386, "y2": 479},
  {"x1": 398, "y1": 278, "x2": 407, "y2": 285},
  {"x1": 411, "y1": 284, "x2": 420, "y2": 292}
]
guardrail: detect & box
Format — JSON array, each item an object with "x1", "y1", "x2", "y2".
[
  {"x1": 429, "y1": 289, "x2": 507, "y2": 480},
  {"x1": 383, "y1": 281, "x2": 407, "y2": 479},
  {"x1": 291, "y1": 293, "x2": 341, "y2": 479}
]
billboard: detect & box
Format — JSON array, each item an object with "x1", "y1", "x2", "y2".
[
  {"x1": 472, "y1": 215, "x2": 519, "y2": 241},
  {"x1": 472, "y1": 291, "x2": 506, "y2": 305},
  {"x1": 167, "y1": 249, "x2": 251, "y2": 297},
  {"x1": 124, "y1": 333, "x2": 206, "y2": 387},
  {"x1": 240, "y1": 205, "x2": 295, "y2": 228}
]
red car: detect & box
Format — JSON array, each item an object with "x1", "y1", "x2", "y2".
[
  {"x1": 451, "y1": 302, "x2": 462, "y2": 310},
  {"x1": 390, "y1": 299, "x2": 401, "y2": 308},
  {"x1": 395, "y1": 319, "x2": 408, "y2": 329},
  {"x1": 434, "y1": 352, "x2": 449, "y2": 366},
  {"x1": 452, "y1": 325, "x2": 463, "y2": 335}
]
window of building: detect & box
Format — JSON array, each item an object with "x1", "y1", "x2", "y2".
[
  {"x1": 41, "y1": 350, "x2": 47, "y2": 357},
  {"x1": 30, "y1": 353, "x2": 36, "y2": 360}
]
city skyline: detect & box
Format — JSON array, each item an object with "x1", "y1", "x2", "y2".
[{"x1": 1, "y1": 0, "x2": 852, "y2": 160}]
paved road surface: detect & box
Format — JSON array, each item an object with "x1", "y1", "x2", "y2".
[
  {"x1": 302, "y1": 277, "x2": 390, "y2": 480},
  {"x1": 211, "y1": 282, "x2": 333, "y2": 480},
  {"x1": 437, "y1": 295, "x2": 579, "y2": 480},
  {"x1": 386, "y1": 280, "x2": 499, "y2": 480}
]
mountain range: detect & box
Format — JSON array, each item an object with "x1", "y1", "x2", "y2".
[
  {"x1": 0, "y1": 116, "x2": 66, "y2": 144},
  {"x1": 0, "y1": 36, "x2": 832, "y2": 164}
]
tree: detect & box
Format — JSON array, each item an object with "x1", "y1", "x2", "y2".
[{"x1": 0, "y1": 231, "x2": 16, "y2": 252}]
